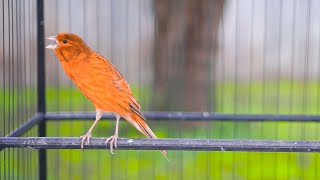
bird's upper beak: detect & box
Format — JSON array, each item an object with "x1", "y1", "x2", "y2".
[{"x1": 46, "y1": 36, "x2": 57, "y2": 50}]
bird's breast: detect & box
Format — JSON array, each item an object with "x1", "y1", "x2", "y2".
[{"x1": 61, "y1": 59, "x2": 115, "y2": 111}]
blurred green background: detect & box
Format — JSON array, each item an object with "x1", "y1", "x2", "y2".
[
  {"x1": 42, "y1": 81, "x2": 320, "y2": 180},
  {"x1": 3, "y1": 81, "x2": 320, "y2": 179}
]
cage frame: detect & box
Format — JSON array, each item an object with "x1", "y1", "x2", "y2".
[{"x1": 1, "y1": 0, "x2": 320, "y2": 180}]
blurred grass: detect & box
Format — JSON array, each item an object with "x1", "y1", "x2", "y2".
[
  {"x1": 1, "y1": 80, "x2": 320, "y2": 179},
  {"x1": 44, "y1": 80, "x2": 320, "y2": 180}
]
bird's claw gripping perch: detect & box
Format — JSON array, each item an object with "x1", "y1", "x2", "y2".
[
  {"x1": 106, "y1": 133, "x2": 118, "y2": 154},
  {"x1": 80, "y1": 133, "x2": 92, "y2": 149}
]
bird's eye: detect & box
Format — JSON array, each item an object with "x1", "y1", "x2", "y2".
[{"x1": 62, "y1": 39, "x2": 68, "y2": 44}]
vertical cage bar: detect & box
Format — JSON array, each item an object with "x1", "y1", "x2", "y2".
[{"x1": 36, "y1": 0, "x2": 46, "y2": 180}]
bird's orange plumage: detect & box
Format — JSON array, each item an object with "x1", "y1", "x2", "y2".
[{"x1": 47, "y1": 33, "x2": 167, "y2": 159}]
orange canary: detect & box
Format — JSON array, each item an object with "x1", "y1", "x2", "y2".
[{"x1": 46, "y1": 32, "x2": 167, "y2": 159}]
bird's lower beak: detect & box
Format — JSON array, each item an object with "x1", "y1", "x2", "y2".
[{"x1": 46, "y1": 36, "x2": 57, "y2": 49}]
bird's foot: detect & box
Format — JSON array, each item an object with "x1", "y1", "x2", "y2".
[
  {"x1": 80, "y1": 132, "x2": 92, "y2": 149},
  {"x1": 106, "y1": 133, "x2": 118, "y2": 154}
]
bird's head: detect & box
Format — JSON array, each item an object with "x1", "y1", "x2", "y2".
[{"x1": 46, "y1": 33, "x2": 91, "y2": 62}]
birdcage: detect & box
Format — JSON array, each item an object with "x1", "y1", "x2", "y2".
[{"x1": 1, "y1": 0, "x2": 320, "y2": 179}]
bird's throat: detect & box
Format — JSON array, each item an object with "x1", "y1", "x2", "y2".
[{"x1": 55, "y1": 47, "x2": 81, "y2": 63}]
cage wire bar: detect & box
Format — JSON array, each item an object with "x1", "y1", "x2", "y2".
[
  {"x1": 36, "y1": 0, "x2": 46, "y2": 179},
  {"x1": 1, "y1": 0, "x2": 39, "y2": 179},
  {"x1": 4, "y1": 112, "x2": 320, "y2": 147},
  {"x1": 2, "y1": 0, "x2": 320, "y2": 179}
]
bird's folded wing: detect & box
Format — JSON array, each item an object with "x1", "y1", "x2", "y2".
[{"x1": 67, "y1": 53, "x2": 142, "y2": 116}]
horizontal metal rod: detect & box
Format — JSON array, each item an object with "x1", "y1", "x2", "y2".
[
  {"x1": 0, "y1": 113, "x2": 45, "y2": 151},
  {"x1": 1, "y1": 137, "x2": 320, "y2": 152},
  {"x1": 6, "y1": 113, "x2": 44, "y2": 137},
  {"x1": 45, "y1": 112, "x2": 320, "y2": 122}
]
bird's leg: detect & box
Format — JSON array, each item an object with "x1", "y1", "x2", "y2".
[
  {"x1": 106, "y1": 113, "x2": 120, "y2": 154},
  {"x1": 80, "y1": 110, "x2": 102, "y2": 149}
]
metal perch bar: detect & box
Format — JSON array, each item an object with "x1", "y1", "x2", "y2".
[
  {"x1": 7, "y1": 112, "x2": 320, "y2": 138},
  {"x1": 5, "y1": 114, "x2": 44, "y2": 137},
  {"x1": 1, "y1": 137, "x2": 320, "y2": 152},
  {"x1": 45, "y1": 112, "x2": 320, "y2": 122}
]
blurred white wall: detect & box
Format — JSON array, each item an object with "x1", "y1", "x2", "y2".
[
  {"x1": 2, "y1": 0, "x2": 320, "y2": 86},
  {"x1": 215, "y1": 0, "x2": 320, "y2": 81}
]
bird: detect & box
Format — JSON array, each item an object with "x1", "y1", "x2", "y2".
[{"x1": 46, "y1": 32, "x2": 167, "y2": 159}]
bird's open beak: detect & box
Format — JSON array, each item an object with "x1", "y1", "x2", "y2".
[{"x1": 46, "y1": 36, "x2": 57, "y2": 49}]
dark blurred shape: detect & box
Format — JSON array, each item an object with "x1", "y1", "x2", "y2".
[{"x1": 153, "y1": 0, "x2": 224, "y2": 111}]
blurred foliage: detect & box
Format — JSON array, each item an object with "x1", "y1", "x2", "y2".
[
  {"x1": 42, "y1": 80, "x2": 320, "y2": 180},
  {"x1": 1, "y1": 80, "x2": 320, "y2": 179}
]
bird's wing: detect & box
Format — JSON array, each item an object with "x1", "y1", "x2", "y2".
[
  {"x1": 95, "y1": 54, "x2": 142, "y2": 110},
  {"x1": 66, "y1": 53, "x2": 142, "y2": 116}
]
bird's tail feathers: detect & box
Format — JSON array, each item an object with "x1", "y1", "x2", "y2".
[{"x1": 126, "y1": 113, "x2": 168, "y2": 161}]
